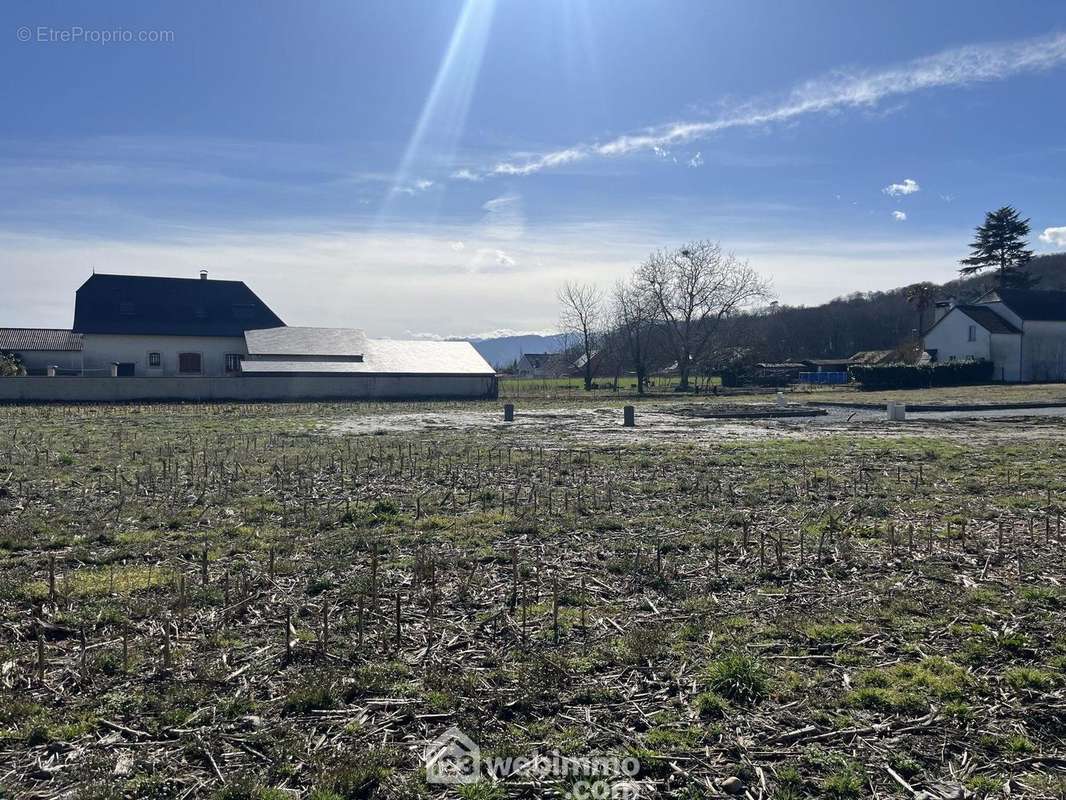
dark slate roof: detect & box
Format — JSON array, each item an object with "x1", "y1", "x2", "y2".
[
  {"x1": 73, "y1": 274, "x2": 284, "y2": 337},
  {"x1": 0, "y1": 328, "x2": 84, "y2": 351},
  {"x1": 984, "y1": 289, "x2": 1066, "y2": 322},
  {"x1": 521, "y1": 353, "x2": 553, "y2": 367},
  {"x1": 245, "y1": 326, "x2": 367, "y2": 358},
  {"x1": 958, "y1": 305, "x2": 1022, "y2": 334}
]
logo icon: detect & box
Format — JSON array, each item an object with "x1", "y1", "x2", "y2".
[{"x1": 424, "y1": 726, "x2": 480, "y2": 785}]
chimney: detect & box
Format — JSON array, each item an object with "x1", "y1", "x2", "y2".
[
  {"x1": 200, "y1": 269, "x2": 209, "y2": 281},
  {"x1": 933, "y1": 297, "x2": 956, "y2": 324}
]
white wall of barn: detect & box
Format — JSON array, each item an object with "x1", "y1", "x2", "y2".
[
  {"x1": 923, "y1": 309, "x2": 992, "y2": 363},
  {"x1": 989, "y1": 334, "x2": 1022, "y2": 382},
  {"x1": 1021, "y1": 321, "x2": 1066, "y2": 381},
  {"x1": 81, "y1": 334, "x2": 247, "y2": 377}
]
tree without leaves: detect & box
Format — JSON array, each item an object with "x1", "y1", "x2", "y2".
[
  {"x1": 557, "y1": 281, "x2": 603, "y2": 391},
  {"x1": 637, "y1": 241, "x2": 772, "y2": 390},
  {"x1": 612, "y1": 278, "x2": 657, "y2": 394},
  {"x1": 959, "y1": 206, "x2": 1037, "y2": 289},
  {"x1": 904, "y1": 282, "x2": 937, "y2": 335}
]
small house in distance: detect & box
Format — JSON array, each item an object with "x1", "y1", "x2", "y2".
[
  {"x1": 923, "y1": 289, "x2": 1066, "y2": 382},
  {"x1": 515, "y1": 353, "x2": 556, "y2": 378}
]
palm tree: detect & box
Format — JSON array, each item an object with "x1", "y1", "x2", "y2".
[{"x1": 904, "y1": 282, "x2": 937, "y2": 336}]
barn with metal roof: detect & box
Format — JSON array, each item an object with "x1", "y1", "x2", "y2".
[{"x1": 0, "y1": 272, "x2": 498, "y2": 400}]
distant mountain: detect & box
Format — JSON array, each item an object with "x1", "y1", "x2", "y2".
[{"x1": 464, "y1": 334, "x2": 567, "y2": 369}]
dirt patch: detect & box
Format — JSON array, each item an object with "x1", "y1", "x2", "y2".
[{"x1": 331, "y1": 402, "x2": 1066, "y2": 447}]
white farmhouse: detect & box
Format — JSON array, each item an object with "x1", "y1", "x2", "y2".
[
  {"x1": 923, "y1": 289, "x2": 1066, "y2": 382},
  {"x1": 0, "y1": 271, "x2": 497, "y2": 401}
]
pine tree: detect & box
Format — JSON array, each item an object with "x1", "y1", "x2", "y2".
[{"x1": 959, "y1": 206, "x2": 1037, "y2": 289}]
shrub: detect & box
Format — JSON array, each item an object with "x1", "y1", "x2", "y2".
[{"x1": 849, "y1": 359, "x2": 993, "y2": 390}]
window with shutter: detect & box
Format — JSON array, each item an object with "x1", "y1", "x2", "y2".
[{"x1": 178, "y1": 353, "x2": 202, "y2": 374}]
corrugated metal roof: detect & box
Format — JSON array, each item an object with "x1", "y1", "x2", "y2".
[
  {"x1": 73, "y1": 273, "x2": 284, "y2": 337},
  {"x1": 245, "y1": 326, "x2": 367, "y2": 357},
  {"x1": 0, "y1": 329, "x2": 84, "y2": 351},
  {"x1": 241, "y1": 339, "x2": 495, "y2": 376}
]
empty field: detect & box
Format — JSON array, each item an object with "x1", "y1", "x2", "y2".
[{"x1": 0, "y1": 400, "x2": 1063, "y2": 799}]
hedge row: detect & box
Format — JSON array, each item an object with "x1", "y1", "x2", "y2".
[{"x1": 849, "y1": 359, "x2": 994, "y2": 390}]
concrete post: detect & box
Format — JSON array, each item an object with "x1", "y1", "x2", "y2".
[
  {"x1": 47, "y1": 366, "x2": 57, "y2": 377},
  {"x1": 776, "y1": 392, "x2": 786, "y2": 408},
  {"x1": 503, "y1": 403, "x2": 514, "y2": 422},
  {"x1": 110, "y1": 363, "x2": 119, "y2": 378},
  {"x1": 886, "y1": 401, "x2": 895, "y2": 421},
  {"x1": 895, "y1": 403, "x2": 907, "y2": 421},
  {"x1": 623, "y1": 405, "x2": 635, "y2": 427}
]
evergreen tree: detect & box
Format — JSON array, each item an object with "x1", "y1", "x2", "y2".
[{"x1": 959, "y1": 206, "x2": 1037, "y2": 289}]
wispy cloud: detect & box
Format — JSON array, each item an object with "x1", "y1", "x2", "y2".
[
  {"x1": 687, "y1": 151, "x2": 704, "y2": 168},
  {"x1": 470, "y1": 31, "x2": 1066, "y2": 178},
  {"x1": 478, "y1": 194, "x2": 525, "y2": 240},
  {"x1": 883, "y1": 178, "x2": 920, "y2": 196},
  {"x1": 450, "y1": 168, "x2": 482, "y2": 182},
  {"x1": 391, "y1": 178, "x2": 436, "y2": 195},
  {"x1": 404, "y1": 327, "x2": 559, "y2": 341},
  {"x1": 1039, "y1": 226, "x2": 1066, "y2": 246},
  {"x1": 892, "y1": 210, "x2": 908, "y2": 221}
]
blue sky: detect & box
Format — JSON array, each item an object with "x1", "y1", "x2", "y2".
[{"x1": 3, "y1": 1, "x2": 1066, "y2": 337}]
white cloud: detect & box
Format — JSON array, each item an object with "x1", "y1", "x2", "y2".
[
  {"x1": 883, "y1": 178, "x2": 920, "y2": 196},
  {"x1": 479, "y1": 194, "x2": 525, "y2": 240},
  {"x1": 474, "y1": 32, "x2": 1066, "y2": 178},
  {"x1": 0, "y1": 225, "x2": 966, "y2": 339},
  {"x1": 687, "y1": 151, "x2": 704, "y2": 168},
  {"x1": 404, "y1": 327, "x2": 559, "y2": 341},
  {"x1": 1040, "y1": 226, "x2": 1066, "y2": 246},
  {"x1": 449, "y1": 240, "x2": 465, "y2": 251},
  {"x1": 493, "y1": 249, "x2": 516, "y2": 267},
  {"x1": 450, "y1": 168, "x2": 482, "y2": 182},
  {"x1": 892, "y1": 210, "x2": 907, "y2": 221},
  {"x1": 391, "y1": 178, "x2": 436, "y2": 195}
]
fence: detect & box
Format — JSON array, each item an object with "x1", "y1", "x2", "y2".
[{"x1": 0, "y1": 374, "x2": 498, "y2": 403}]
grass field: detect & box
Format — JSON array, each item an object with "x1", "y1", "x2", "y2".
[
  {"x1": 500, "y1": 376, "x2": 721, "y2": 399},
  {"x1": 0, "y1": 399, "x2": 1064, "y2": 799}
]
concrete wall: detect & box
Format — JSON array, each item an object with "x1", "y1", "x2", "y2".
[
  {"x1": 12, "y1": 350, "x2": 84, "y2": 376},
  {"x1": 0, "y1": 374, "x2": 498, "y2": 403},
  {"x1": 1021, "y1": 321, "x2": 1066, "y2": 381},
  {"x1": 82, "y1": 334, "x2": 247, "y2": 377},
  {"x1": 924, "y1": 309, "x2": 992, "y2": 362}
]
